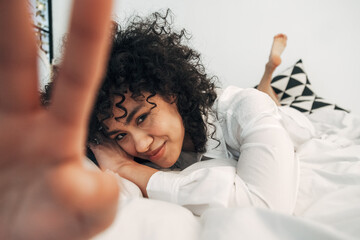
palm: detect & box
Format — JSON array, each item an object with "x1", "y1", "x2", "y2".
[
  {"x1": 0, "y1": 1, "x2": 118, "y2": 239},
  {"x1": 1, "y1": 112, "x2": 80, "y2": 163}
]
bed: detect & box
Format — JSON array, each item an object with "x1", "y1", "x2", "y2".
[{"x1": 90, "y1": 60, "x2": 360, "y2": 240}]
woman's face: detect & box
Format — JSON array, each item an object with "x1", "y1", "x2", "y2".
[{"x1": 103, "y1": 92, "x2": 185, "y2": 168}]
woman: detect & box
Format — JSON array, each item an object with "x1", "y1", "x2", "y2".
[{"x1": 43, "y1": 10, "x2": 302, "y2": 215}]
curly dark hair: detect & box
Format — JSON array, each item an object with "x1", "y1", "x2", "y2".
[{"x1": 42, "y1": 9, "x2": 218, "y2": 157}]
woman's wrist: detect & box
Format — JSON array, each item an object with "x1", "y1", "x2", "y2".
[
  {"x1": 113, "y1": 160, "x2": 138, "y2": 175},
  {"x1": 115, "y1": 161, "x2": 158, "y2": 197}
]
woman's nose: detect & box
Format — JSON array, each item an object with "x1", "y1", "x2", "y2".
[{"x1": 133, "y1": 130, "x2": 153, "y2": 153}]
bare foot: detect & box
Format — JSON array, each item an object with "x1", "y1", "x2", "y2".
[
  {"x1": 268, "y1": 34, "x2": 287, "y2": 68},
  {"x1": 256, "y1": 34, "x2": 288, "y2": 106}
]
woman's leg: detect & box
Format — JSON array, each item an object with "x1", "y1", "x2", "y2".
[{"x1": 257, "y1": 34, "x2": 287, "y2": 106}]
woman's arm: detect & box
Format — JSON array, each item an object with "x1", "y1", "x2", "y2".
[
  {"x1": 147, "y1": 158, "x2": 253, "y2": 216},
  {"x1": 115, "y1": 163, "x2": 158, "y2": 197},
  {"x1": 218, "y1": 87, "x2": 298, "y2": 212},
  {"x1": 91, "y1": 142, "x2": 158, "y2": 197}
]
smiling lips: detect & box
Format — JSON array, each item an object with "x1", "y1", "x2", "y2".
[{"x1": 147, "y1": 142, "x2": 166, "y2": 161}]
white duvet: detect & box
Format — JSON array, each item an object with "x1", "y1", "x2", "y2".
[{"x1": 94, "y1": 109, "x2": 360, "y2": 240}]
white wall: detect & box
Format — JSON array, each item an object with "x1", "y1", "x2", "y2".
[{"x1": 53, "y1": 0, "x2": 360, "y2": 114}]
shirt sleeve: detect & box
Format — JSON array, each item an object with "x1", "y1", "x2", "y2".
[
  {"x1": 147, "y1": 159, "x2": 254, "y2": 216},
  {"x1": 218, "y1": 87, "x2": 299, "y2": 213}
]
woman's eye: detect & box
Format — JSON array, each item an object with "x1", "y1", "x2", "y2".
[
  {"x1": 137, "y1": 113, "x2": 148, "y2": 125},
  {"x1": 115, "y1": 133, "x2": 126, "y2": 141}
]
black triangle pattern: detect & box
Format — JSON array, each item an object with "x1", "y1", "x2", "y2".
[
  {"x1": 272, "y1": 86, "x2": 283, "y2": 94},
  {"x1": 334, "y1": 105, "x2": 350, "y2": 113},
  {"x1": 292, "y1": 98, "x2": 310, "y2": 104},
  {"x1": 290, "y1": 105, "x2": 309, "y2": 113},
  {"x1": 286, "y1": 78, "x2": 303, "y2": 89},
  {"x1": 306, "y1": 77, "x2": 311, "y2": 85},
  {"x1": 291, "y1": 66, "x2": 304, "y2": 75},
  {"x1": 272, "y1": 75, "x2": 288, "y2": 83},
  {"x1": 281, "y1": 92, "x2": 292, "y2": 100},
  {"x1": 264, "y1": 59, "x2": 350, "y2": 115},
  {"x1": 312, "y1": 101, "x2": 332, "y2": 110},
  {"x1": 302, "y1": 86, "x2": 314, "y2": 96}
]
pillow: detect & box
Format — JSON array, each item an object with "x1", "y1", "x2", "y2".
[{"x1": 268, "y1": 59, "x2": 349, "y2": 115}]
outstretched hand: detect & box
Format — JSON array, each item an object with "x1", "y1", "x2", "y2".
[{"x1": 0, "y1": 0, "x2": 118, "y2": 239}]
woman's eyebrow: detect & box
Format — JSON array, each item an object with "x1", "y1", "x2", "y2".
[
  {"x1": 125, "y1": 105, "x2": 143, "y2": 125},
  {"x1": 108, "y1": 130, "x2": 120, "y2": 137},
  {"x1": 108, "y1": 104, "x2": 145, "y2": 136}
]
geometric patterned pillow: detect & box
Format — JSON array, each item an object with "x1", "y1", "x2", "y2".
[{"x1": 270, "y1": 59, "x2": 349, "y2": 115}]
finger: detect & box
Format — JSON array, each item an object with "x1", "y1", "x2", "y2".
[
  {"x1": 0, "y1": 1, "x2": 39, "y2": 112},
  {"x1": 50, "y1": 0, "x2": 113, "y2": 128}
]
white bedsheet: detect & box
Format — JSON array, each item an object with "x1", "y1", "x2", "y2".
[{"x1": 94, "y1": 109, "x2": 360, "y2": 240}]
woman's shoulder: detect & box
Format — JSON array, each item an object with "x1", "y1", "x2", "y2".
[
  {"x1": 214, "y1": 86, "x2": 277, "y2": 117},
  {"x1": 210, "y1": 86, "x2": 280, "y2": 152}
]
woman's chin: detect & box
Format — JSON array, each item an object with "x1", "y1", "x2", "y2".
[
  {"x1": 157, "y1": 160, "x2": 176, "y2": 169},
  {"x1": 155, "y1": 155, "x2": 180, "y2": 168}
]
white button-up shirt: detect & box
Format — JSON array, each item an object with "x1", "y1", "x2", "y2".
[{"x1": 146, "y1": 86, "x2": 312, "y2": 216}]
